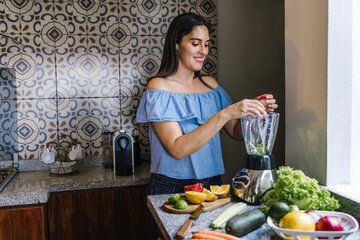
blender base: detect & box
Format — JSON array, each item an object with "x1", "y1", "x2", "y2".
[{"x1": 232, "y1": 154, "x2": 277, "y2": 205}]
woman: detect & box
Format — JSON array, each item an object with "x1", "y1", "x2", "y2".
[{"x1": 136, "y1": 13, "x2": 278, "y2": 196}]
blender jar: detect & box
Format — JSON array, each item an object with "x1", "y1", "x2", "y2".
[{"x1": 241, "y1": 112, "x2": 280, "y2": 156}]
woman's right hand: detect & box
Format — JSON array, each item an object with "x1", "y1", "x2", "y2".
[{"x1": 224, "y1": 99, "x2": 267, "y2": 120}]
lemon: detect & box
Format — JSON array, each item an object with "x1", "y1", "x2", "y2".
[
  {"x1": 279, "y1": 211, "x2": 315, "y2": 239},
  {"x1": 210, "y1": 184, "x2": 230, "y2": 197},
  {"x1": 174, "y1": 199, "x2": 188, "y2": 209},
  {"x1": 185, "y1": 191, "x2": 207, "y2": 204}
]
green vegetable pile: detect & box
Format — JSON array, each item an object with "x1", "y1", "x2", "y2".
[
  {"x1": 248, "y1": 142, "x2": 266, "y2": 155},
  {"x1": 261, "y1": 166, "x2": 340, "y2": 214},
  {"x1": 256, "y1": 142, "x2": 265, "y2": 155}
]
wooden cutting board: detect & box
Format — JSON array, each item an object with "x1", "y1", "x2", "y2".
[{"x1": 162, "y1": 196, "x2": 231, "y2": 214}]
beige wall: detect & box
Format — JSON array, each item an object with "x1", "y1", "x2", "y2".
[
  {"x1": 217, "y1": 0, "x2": 285, "y2": 183},
  {"x1": 218, "y1": 0, "x2": 357, "y2": 186},
  {"x1": 285, "y1": 0, "x2": 328, "y2": 185}
]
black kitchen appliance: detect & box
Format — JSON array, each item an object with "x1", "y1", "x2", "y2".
[
  {"x1": 102, "y1": 131, "x2": 114, "y2": 169},
  {"x1": 113, "y1": 130, "x2": 134, "y2": 176},
  {"x1": 232, "y1": 112, "x2": 280, "y2": 205}
]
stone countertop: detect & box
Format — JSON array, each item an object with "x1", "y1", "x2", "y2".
[
  {"x1": 147, "y1": 194, "x2": 360, "y2": 240},
  {"x1": 0, "y1": 162, "x2": 150, "y2": 207}
]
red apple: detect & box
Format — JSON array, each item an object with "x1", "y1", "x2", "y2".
[{"x1": 316, "y1": 216, "x2": 344, "y2": 231}]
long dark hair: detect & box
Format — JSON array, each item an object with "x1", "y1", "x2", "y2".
[{"x1": 151, "y1": 13, "x2": 212, "y2": 89}]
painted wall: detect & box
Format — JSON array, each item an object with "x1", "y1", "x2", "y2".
[
  {"x1": 0, "y1": 0, "x2": 218, "y2": 161},
  {"x1": 285, "y1": 0, "x2": 328, "y2": 185},
  {"x1": 217, "y1": 0, "x2": 285, "y2": 183}
]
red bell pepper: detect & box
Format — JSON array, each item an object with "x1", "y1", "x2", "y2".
[{"x1": 184, "y1": 183, "x2": 203, "y2": 192}]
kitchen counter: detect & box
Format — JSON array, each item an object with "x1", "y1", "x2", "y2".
[
  {"x1": 2, "y1": 162, "x2": 360, "y2": 240},
  {"x1": 0, "y1": 162, "x2": 150, "y2": 207},
  {"x1": 147, "y1": 194, "x2": 360, "y2": 240}
]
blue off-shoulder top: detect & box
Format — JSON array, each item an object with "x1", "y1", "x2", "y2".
[{"x1": 136, "y1": 86, "x2": 233, "y2": 180}]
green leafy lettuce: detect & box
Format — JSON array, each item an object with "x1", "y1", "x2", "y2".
[{"x1": 261, "y1": 166, "x2": 340, "y2": 214}]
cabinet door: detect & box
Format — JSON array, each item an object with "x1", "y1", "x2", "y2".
[
  {"x1": 0, "y1": 204, "x2": 47, "y2": 240},
  {"x1": 48, "y1": 185, "x2": 153, "y2": 240}
]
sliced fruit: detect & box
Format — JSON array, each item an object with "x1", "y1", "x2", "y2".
[
  {"x1": 280, "y1": 211, "x2": 315, "y2": 239},
  {"x1": 210, "y1": 184, "x2": 230, "y2": 197},
  {"x1": 174, "y1": 199, "x2": 189, "y2": 209},
  {"x1": 268, "y1": 202, "x2": 290, "y2": 220},
  {"x1": 202, "y1": 188, "x2": 218, "y2": 201},
  {"x1": 259, "y1": 96, "x2": 268, "y2": 107},
  {"x1": 202, "y1": 188, "x2": 209, "y2": 193},
  {"x1": 206, "y1": 191, "x2": 218, "y2": 201},
  {"x1": 184, "y1": 183, "x2": 203, "y2": 192},
  {"x1": 185, "y1": 191, "x2": 207, "y2": 204},
  {"x1": 168, "y1": 193, "x2": 180, "y2": 204},
  {"x1": 233, "y1": 189, "x2": 243, "y2": 198}
]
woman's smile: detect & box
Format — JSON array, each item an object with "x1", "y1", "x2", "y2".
[{"x1": 194, "y1": 56, "x2": 205, "y2": 63}]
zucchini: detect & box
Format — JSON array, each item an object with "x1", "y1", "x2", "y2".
[
  {"x1": 211, "y1": 202, "x2": 247, "y2": 229},
  {"x1": 225, "y1": 209, "x2": 266, "y2": 237}
]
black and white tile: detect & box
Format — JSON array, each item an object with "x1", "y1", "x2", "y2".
[{"x1": 0, "y1": 0, "x2": 218, "y2": 160}]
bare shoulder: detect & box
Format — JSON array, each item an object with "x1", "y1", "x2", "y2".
[
  {"x1": 147, "y1": 77, "x2": 168, "y2": 90},
  {"x1": 202, "y1": 75, "x2": 219, "y2": 89}
]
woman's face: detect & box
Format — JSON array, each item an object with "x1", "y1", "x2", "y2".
[{"x1": 176, "y1": 25, "x2": 210, "y2": 72}]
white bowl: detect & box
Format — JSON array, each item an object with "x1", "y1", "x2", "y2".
[{"x1": 267, "y1": 211, "x2": 359, "y2": 240}]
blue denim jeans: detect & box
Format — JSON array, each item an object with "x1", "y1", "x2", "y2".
[
  {"x1": 145, "y1": 173, "x2": 223, "y2": 239},
  {"x1": 146, "y1": 173, "x2": 223, "y2": 195}
]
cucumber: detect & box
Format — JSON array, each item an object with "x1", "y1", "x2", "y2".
[{"x1": 225, "y1": 209, "x2": 266, "y2": 237}]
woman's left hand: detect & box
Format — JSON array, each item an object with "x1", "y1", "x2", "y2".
[{"x1": 256, "y1": 94, "x2": 278, "y2": 112}]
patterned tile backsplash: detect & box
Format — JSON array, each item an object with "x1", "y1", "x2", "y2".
[{"x1": 0, "y1": 0, "x2": 218, "y2": 161}]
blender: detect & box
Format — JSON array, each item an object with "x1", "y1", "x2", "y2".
[{"x1": 232, "y1": 112, "x2": 280, "y2": 205}]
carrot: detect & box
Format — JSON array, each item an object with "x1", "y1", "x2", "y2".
[
  {"x1": 194, "y1": 230, "x2": 246, "y2": 240},
  {"x1": 192, "y1": 232, "x2": 226, "y2": 240}
]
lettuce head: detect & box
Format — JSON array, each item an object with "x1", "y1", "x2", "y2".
[{"x1": 261, "y1": 166, "x2": 340, "y2": 214}]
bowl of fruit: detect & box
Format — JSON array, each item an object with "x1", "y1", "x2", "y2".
[{"x1": 267, "y1": 207, "x2": 359, "y2": 240}]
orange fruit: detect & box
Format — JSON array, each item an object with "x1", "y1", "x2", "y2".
[
  {"x1": 210, "y1": 185, "x2": 230, "y2": 197},
  {"x1": 233, "y1": 189, "x2": 243, "y2": 198},
  {"x1": 185, "y1": 191, "x2": 207, "y2": 204},
  {"x1": 202, "y1": 188, "x2": 218, "y2": 201}
]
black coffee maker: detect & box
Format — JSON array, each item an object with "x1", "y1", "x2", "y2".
[{"x1": 113, "y1": 130, "x2": 134, "y2": 176}]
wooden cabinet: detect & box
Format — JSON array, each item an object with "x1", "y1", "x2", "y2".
[
  {"x1": 47, "y1": 185, "x2": 153, "y2": 240},
  {"x1": 0, "y1": 204, "x2": 48, "y2": 240}
]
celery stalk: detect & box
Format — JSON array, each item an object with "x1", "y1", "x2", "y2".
[{"x1": 211, "y1": 202, "x2": 247, "y2": 229}]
